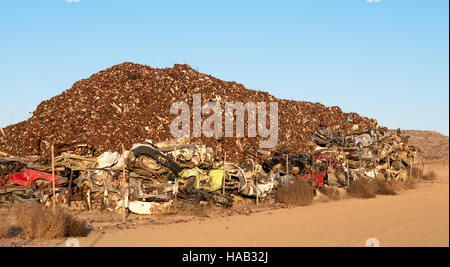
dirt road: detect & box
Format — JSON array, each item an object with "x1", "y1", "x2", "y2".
[{"x1": 35, "y1": 164, "x2": 449, "y2": 247}]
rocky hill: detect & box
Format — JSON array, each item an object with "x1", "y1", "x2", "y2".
[{"x1": 403, "y1": 130, "x2": 449, "y2": 160}]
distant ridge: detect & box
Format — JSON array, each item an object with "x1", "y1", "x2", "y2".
[{"x1": 403, "y1": 130, "x2": 449, "y2": 160}]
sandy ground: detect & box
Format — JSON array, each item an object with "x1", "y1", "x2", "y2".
[{"x1": 4, "y1": 162, "x2": 449, "y2": 247}]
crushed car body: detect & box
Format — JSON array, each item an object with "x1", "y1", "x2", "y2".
[{"x1": 0, "y1": 128, "x2": 422, "y2": 214}]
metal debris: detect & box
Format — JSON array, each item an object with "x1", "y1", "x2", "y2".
[{"x1": 0, "y1": 63, "x2": 380, "y2": 162}]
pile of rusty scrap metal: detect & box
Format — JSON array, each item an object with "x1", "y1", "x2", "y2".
[
  {"x1": 0, "y1": 63, "x2": 382, "y2": 162},
  {"x1": 310, "y1": 128, "x2": 421, "y2": 186},
  {"x1": 0, "y1": 127, "x2": 420, "y2": 214},
  {"x1": 1, "y1": 138, "x2": 231, "y2": 213}
]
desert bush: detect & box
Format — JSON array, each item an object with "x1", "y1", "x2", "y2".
[
  {"x1": 402, "y1": 178, "x2": 417, "y2": 189},
  {"x1": 190, "y1": 206, "x2": 210, "y2": 218},
  {"x1": 347, "y1": 179, "x2": 376, "y2": 199},
  {"x1": 348, "y1": 177, "x2": 401, "y2": 198},
  {"x1": 372, "y1": 180, "x2": 397, "y2": 196},
  {"x1": 421, "y1": 171, "x2": 437, "y2": 181},
  {"x1": 0, "y1": 214, "x2": 20, "y2": 239},
  {"x1": 320, "y1": 186, "x2": 341, "y2": 201},
  {"x1": 409, "y1": 167, "x2": 423, "y2": 179},
  {"x1": 0, "y1": 215, "x2": 9, "y2": 239},
  {"x1": 276, "y1": 179, "x2": 314, "y2": 206},
  {"x1": 12, "y1": 204, "x2": 87, "y2": 239}
]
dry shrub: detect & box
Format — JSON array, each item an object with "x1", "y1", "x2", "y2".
[
  {"x1": 372, "y1": 180, "x2": 397, "y2": 196},
  {"x1": 347, "y1": 179, "x2": 376, "y2": 199},
  {"x1": 0, "y1": 215, "x2": 20, "y2": 239},
  {"x1": 320, "y1": 186, "x2": 341, "y2": 201},
  {"x1": 422, "y1": 171, "x2": 437, "y2": 181},
  {"x1": 410, "y1": 167, "x2": 423, "y2": 179},
  {"x1": 276, "y1": 179, "x2": 314, "y2": 206},
  {"x1": 12, "y1": 204, "x2": 87, "y2": 239},
  {"x1": 190, "y1": 206, "x2": 210, "y2": 218},
  {"x1": 348, "y1": 177, "x2": 401, "y2": 198},
  {"x1": 0, "y1": 216, "x2": 9, "y2": 239},
  {"x1": 402, "y1": 178, "x2": 417, "y2": 189}
]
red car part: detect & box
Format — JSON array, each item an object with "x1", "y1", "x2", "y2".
[
  {"x1": 299, "y1": 170, "x2": 327, "y2": 188},
  {"x1": 0, "y1": 169, "x2": 65, "y2": 188}
]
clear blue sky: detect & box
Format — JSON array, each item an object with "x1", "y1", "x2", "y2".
[{"x1": 1, "y1": 0, "x2": 448, "y2": 135}]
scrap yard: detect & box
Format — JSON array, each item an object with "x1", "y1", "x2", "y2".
[
  {"x1": 2, "y1": 62, "x2": 445, "y2": 247},
  {"x1": 1, "y1": 0, "x2": 449, "y2": 253},
  {"x1": 0, "y1": 63, "x2": 424, "y2": 213}
]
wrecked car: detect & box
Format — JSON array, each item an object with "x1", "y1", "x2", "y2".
[{"x1": 0, "y1": 166, "x2": 67, "y2": 207}]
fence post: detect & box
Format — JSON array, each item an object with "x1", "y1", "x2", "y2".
[
  {"x1": 122, "y1": 144, "x2": 127, "y2": 222},
  {"x1": 51, "y1": 143, "x2": 56, "y2": 210}
]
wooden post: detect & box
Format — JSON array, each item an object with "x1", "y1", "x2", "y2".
[
  {"x1": 311, "y1": 154, "x2": 315, "y2": 196},
  {"x1": 255, "y1": 152, "x2": 260, "y2": 206},
  {"x1": 285, "y1": 154, "x2": 289, "y2": 175},
  {"x1": 222, "y1": 152, "x2": 227, "y2": 195},
  {"x1": 345, "y1": 154, "x2": 349, "y2": 190},
  {"x1": 420, "y1": 154, "x2": 424, "y2": 178},
  {"x1": 66, "y1": 168, "x2": 74, "y2": 207},
  {"x1": 408, "y1": 154, "x2": 412, "y2": 179},
  {"x1": 174, "y1": 190, "x2": 178, "y2": 211},
  {"x1": 51, "y1": 143, "x2": 56, "y2": 209},
  {"x1": 256, "y1": 154, "x2": 259, "y2": 206},
  {"x1": 173, "y1": 148, "x2": 178, "y2": 211},
  {"x1": 388, "y1": 157, "x2": 391, "y2": 181},
  {"x1": 256, "y1": 189, "x2": 259, "y2": 206},
  {"x1": 122, "y1": 144, "x2": 127, "y2": 222},
  {"x1": 409, "y1": 163, "x2": 413, "y2": 179}
]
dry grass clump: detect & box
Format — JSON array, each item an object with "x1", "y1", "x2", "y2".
[
  {"x1": 11, "y1": 204, "x2": 87, "y2": 239},
  {"x1": 276, "y1": 179, "x2": 314, "y2": 206},
  {"x1": 402, "y1": 178, "x2": 417, "y2": 189},
  {"x1": 190, "y1": 206, "x2": 210, "y2": 218},
  {"x1": 347, "y1": 179, "x2": 376, "y2": 199},
  {"x1": 348, "y1": 178, "x2": 399, "y2": 198},
  {"x1": 421, "y1": 171, "x2": 437, "y2": 181},
  {"x1": 0, "y1": 214, "x2": 20, "y2": 239},
  {"x1": 320, "y1": 186, "x2": 341, "y2": 201},
  {"x1": 372, "y1": 180, "x2": 397, "y2": 196},
  {"x1": 0, "y1": 215, "x2": 10, "y2": 239},
  {"x1": 410, "y1": 167, "x2": 424, "y2": 179},
  {"x1": 348, "y1": 176, "x2": 423, "y2": 198}
]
